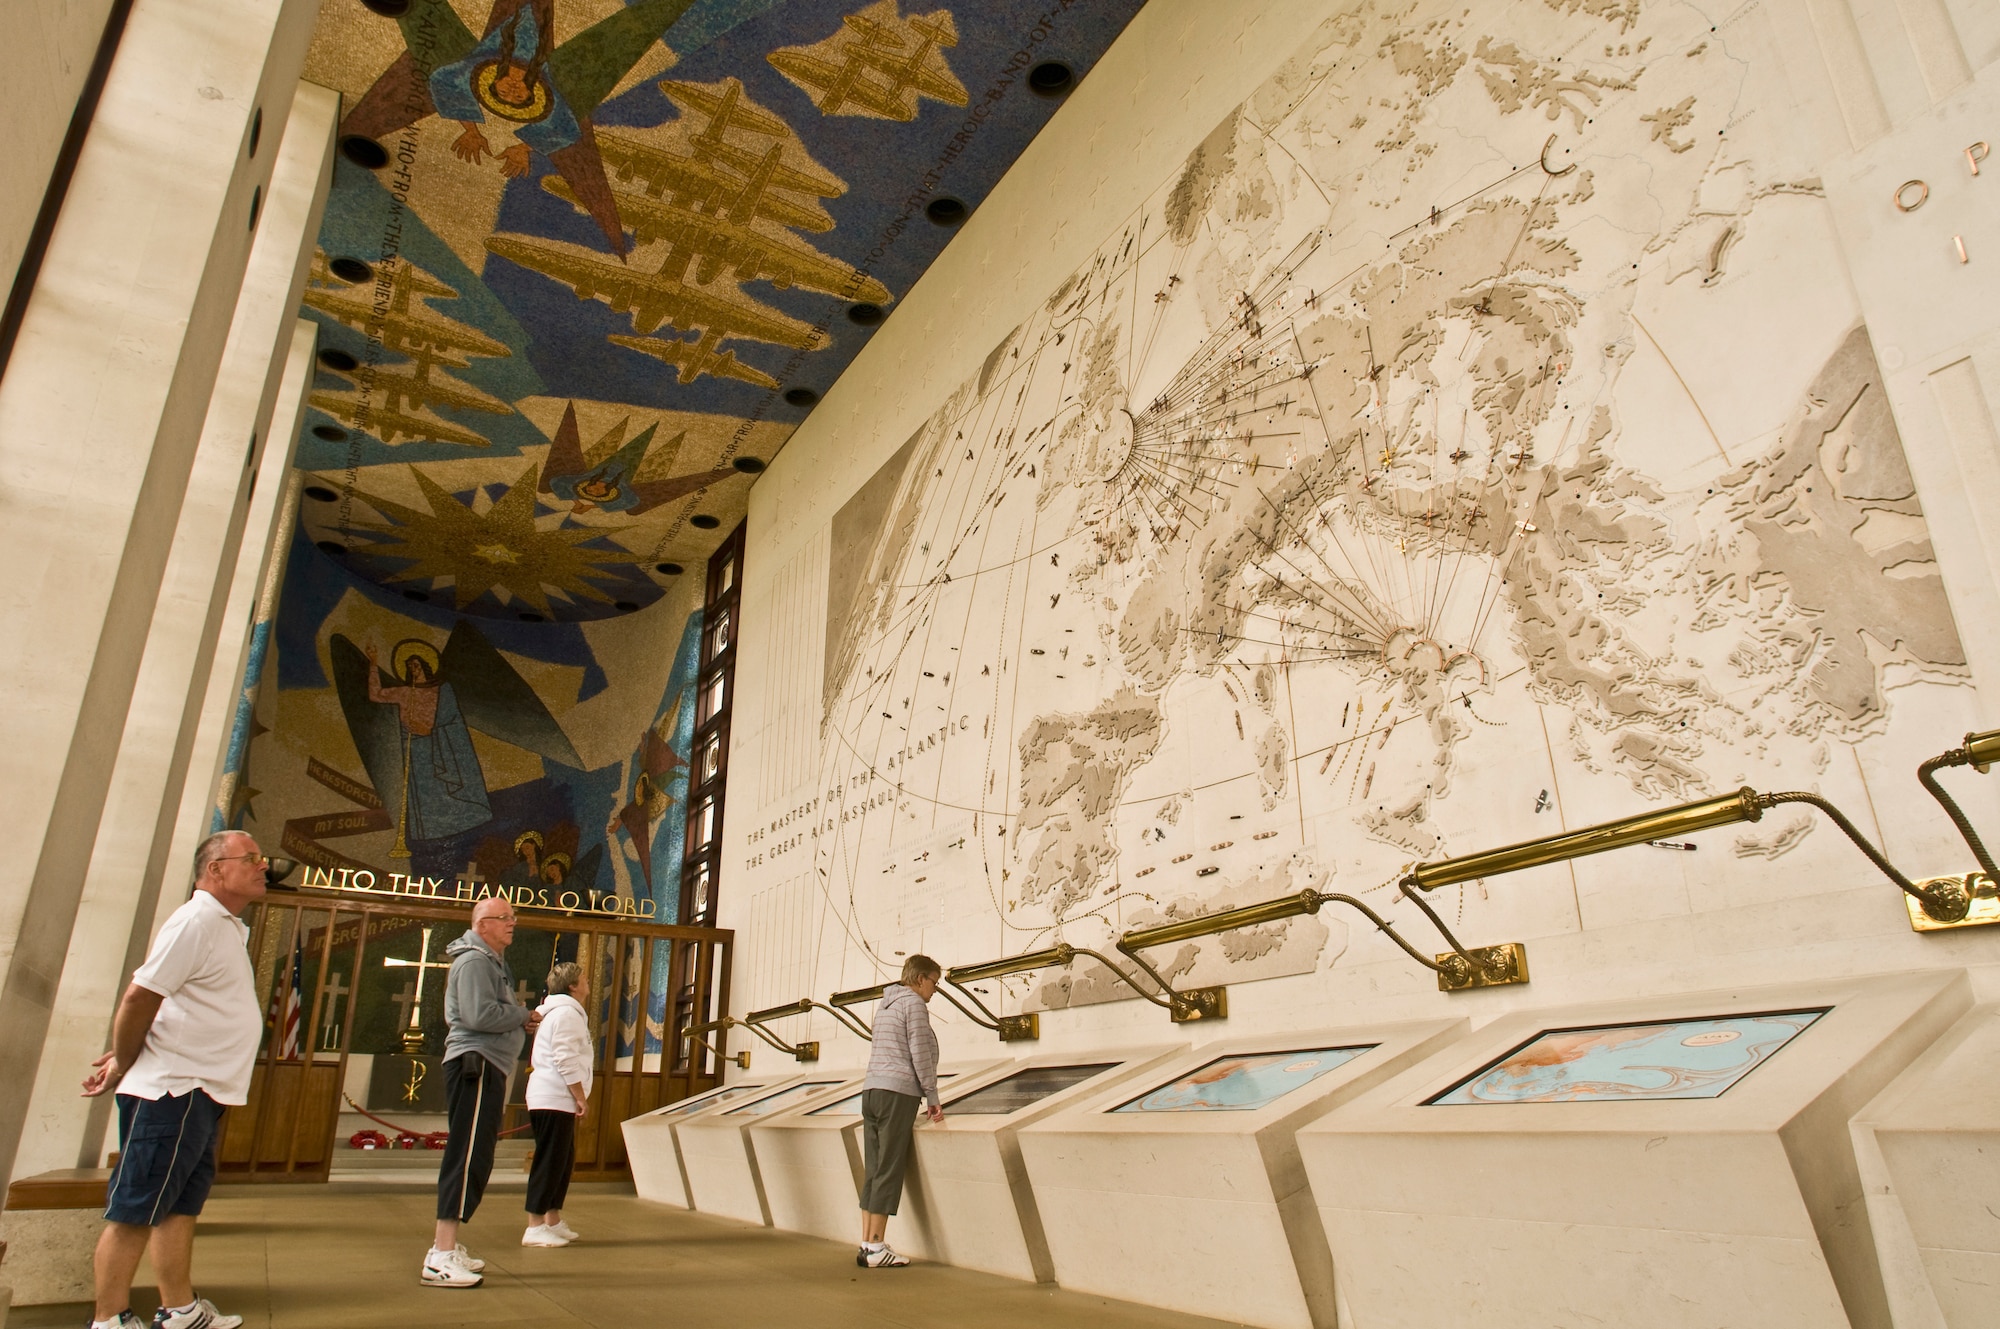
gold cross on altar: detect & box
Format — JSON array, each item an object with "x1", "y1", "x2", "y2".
[{"x1": 382, "y1": 926, "x2": 450, "y2": 1053}]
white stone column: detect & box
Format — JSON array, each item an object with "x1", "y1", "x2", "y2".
[
  {"x1": 0, "y1": 0, "x2": 321, "y2": 1185},
  {"x1": 6, "y1": 0, "x2": 121, "y2": 310},
  {"x1": 10, "y1": 82, "x2": 335, "y2": 1180}
]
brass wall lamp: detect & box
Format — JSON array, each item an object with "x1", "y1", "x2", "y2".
[
  {"x1": 1119, "y1": 885, "x2": 1525, "y2": 996},
  {"x1": 1402, "y1": 784, "x2": 1980, "y2": 934},
  {"x1": 1909, "y1": 728, "x2": 2000, "y2": 930},
  {"x1": 830, "y1": 978, "x2": 1032, "y2": 1041},
  {"x1": 747, "y1": 995, "x2": 875, "y2": 1046},
  {"x1": 681, "y1": 1017, "x2": 753, "y2": 1071},
  {"x1": 947, "y1": 941, "x2": 1227, "y2": 1030}
]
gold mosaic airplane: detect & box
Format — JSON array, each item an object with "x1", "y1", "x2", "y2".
[
  {"x1": 605, "y1": 331, "x2": 777, "y2": 389},
  {"x1": 542, "y1": 164, "x2": 889, "y2": 301},
  {"x1": 485, "y1": 234, "x2": 825, "y2": 349},
  {"x1": 309, "y1": 393, "x2": 493, "y2": 449},
  {"x1": 768, "y1": 10, "x2": 966, "y2": 120},
  {"x1": 303, "y1": 262, "x2": 509, "y2": 368}
]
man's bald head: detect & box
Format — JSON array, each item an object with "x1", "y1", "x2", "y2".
[
  {"x1": 471, "y1": 895, "x2": 519, "y2": 953},
  {"x1": 471, "y1": 897, "x2": 514, "y2": 924}
]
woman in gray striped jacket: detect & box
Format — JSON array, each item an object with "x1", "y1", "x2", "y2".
[{"x1": 856, "y1": 954, "x2": 944, "y2": 1267}]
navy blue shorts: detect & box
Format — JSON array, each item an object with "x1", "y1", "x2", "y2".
[{"x1": 105, "y1": 1091, "x2": 226, "y2": 1225}]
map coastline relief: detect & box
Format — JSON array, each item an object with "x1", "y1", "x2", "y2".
[
  {"x1": 1112, "y1": 1046, "x2": 1377, "y2": 1114},
  {"x1": 1426, "y1": 1009, "x2": 1828, "y2": 1105},
  {"x1": 753, "y1": 0, "x2": 1979, "y2": 1017}
]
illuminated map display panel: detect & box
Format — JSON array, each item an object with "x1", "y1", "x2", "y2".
[
  {"x1": 723, "y1": 1081, "x2": 842, "y2": 1116},
  {"x1": 1426, "y1": 1010, "x2": 1829, "y2": 1105},
  {"x1": 1111, "y1": 1046, "x2": 1378, "y2": 1113},
  {"x1": 807, "y1": 1073, "x2": 958, "y2": 1117},
  {"x1": 947, "y1": 1064, "x2": 1116, "y2": 1115},
  {"x1": 658, "y1": 1083, "x2": 765, "y2": 1116}
]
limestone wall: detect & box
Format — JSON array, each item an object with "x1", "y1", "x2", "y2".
[{"x1": 720, "y1": 0, "x2": 2000, "y2": 1068}]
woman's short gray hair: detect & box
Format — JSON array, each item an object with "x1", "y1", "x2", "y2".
[{"x1": 546, "y1": 961, "x2": 586, "y2": 996}]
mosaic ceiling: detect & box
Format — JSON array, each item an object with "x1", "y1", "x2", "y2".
[{"x1": 293, "y1": 0, "x2": 1145, "y2": 621}]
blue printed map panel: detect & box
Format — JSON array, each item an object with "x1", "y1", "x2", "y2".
[
  {"x1": 1112, "y1": 1046, "x2": 1378, "y2": 1113},
  {"x1": 1428, "y1": 1010, "x2": 1829, "y2": 1105}
]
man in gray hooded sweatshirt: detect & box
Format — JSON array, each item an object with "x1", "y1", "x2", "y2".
[
  {"x1": 856, "y1": 954, "x2": 944, "y2": 1267},
  {"x1": 423, "y1": 897, "x2": 540, "y2": 1288}
]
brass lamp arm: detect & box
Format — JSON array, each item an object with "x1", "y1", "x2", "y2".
[
  {"x1": 1917, "y1": 733, "x2": 2000, "y2": 880},
  {"x1": 1759, "y1": 791, "x2": 1928, "y2": 898},
  {"x1": 1400, "y1": 781, "x2": 1969, "y2": 923},
  {"x1": 1067, "y1": 946, "x2": 1180, "y2": 1011},
  {"x1": 688, "y1": 1014, "x2": 804, "y2": 1059},
  {"x1": 742, "y1": 1020, "x2": 810, "y2": 1057},
  {"x1": 808, "y1": 999, "x2": 874, "y2": 1040},
  {"x1": 748, "y1": 996, "x2": 873, "y2": 1043},
  {"x1": 937, "y1": 981, "x2": 1003, "y2": 1031},
  {"x1": 681, "y1": 1018, "x2": 750, "y2": 1070}
]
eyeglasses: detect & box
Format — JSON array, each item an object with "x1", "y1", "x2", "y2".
[{"x1": 213, "y1": 852, "x2": 269, "y2": 867}]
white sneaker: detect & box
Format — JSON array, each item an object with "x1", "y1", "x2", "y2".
[
  {"x1": 521, "y1": 1224, "x2": 569, "y2": 1247},
  {"x1": 421, "y1": 1247, "x2": 483, "y2": 1287},
  {"x1": 153, "y1": 1298, "x2": 243, "y2": 1329},
  {"x1": 452, "y1": 1243, "x2": 485, "y2": 1272},
  {"x1": 547, "y1": 1219, "x2": 579, "y2": 1242}
]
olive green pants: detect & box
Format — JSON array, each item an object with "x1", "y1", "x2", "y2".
[{"x1": 858, "y1": 1088, "x2": 921, "y2": 1215}]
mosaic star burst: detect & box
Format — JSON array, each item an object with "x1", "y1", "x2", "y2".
[{"x1": 351, "y1": 465, "x2": 645, "y2": 614}]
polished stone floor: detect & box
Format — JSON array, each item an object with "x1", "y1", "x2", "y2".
[{"x1": 12, "y1": 1183, "x2": 1242, "y2": 1329}]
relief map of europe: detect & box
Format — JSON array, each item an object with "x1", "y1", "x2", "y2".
[{"x1": 796, "y1": 0, "x2": 1975, "y2": 1011}]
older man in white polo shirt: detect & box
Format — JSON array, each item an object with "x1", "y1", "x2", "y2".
[{"x1": 80, "y1": 830, "x2": 269, "y2": 1329}]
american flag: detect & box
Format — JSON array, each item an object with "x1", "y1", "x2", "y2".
[{"x1": 277, "y1": 937, "x2": 304, "y2": 1060}]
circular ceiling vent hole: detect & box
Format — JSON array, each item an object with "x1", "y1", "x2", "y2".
[
  {"x1": 402, "y1": 589, "x2": 430, "y2": 603},
  {"x1": 689, "y1": 514, "x2": 721, "y2": 530},
  {"x1": 360, "y1": 0, "x2": 410, "y2": 13},
  {"x1": 329, "y1": 257, "x2": 373, "y2": 284},
  {"x1": 782, "y1": 387, "x2": 820, "y2": 408},
  {"x1": 732, "y1": 456, "x2": 766, "y2": 474},
  {"x1": 655, "y1": 562, "x2": 684, "y2": 575},
  {"x1": 310, "y1": 424, "x2": 348, "y2": 442},
  {"x1": 847, "y1": 302, "x2": 884, "y2": 326},
  {"x1": 315, "y1": 541, "x2": 346, "y2": 556},
  {"x1": 303, "y1": 485, "x2": 339, "y2": 502},
  {"x1": 1028, "y1": 61, "x2": 1074, "y2": 96},
  {"x1": 925, "y1": 196, "x2": 968, "y2": 225},
  {"x1": 248, "y1": 187, "x2": 262, "y2": 231},
  {"x1": 248, "y1": 107, "x2": 263, "y2": 158},
  {"x1": 614, "y1": 601, "x2": 640, "y2": 613},
  {"x1": 339, "y1": 135, "x2": 390, "y2": 170},
  {"x1": 517, "y1": 610, "x2": 546, "y2": 622},
  {"x1": 317, "y1": 348, "x2": 360, "y2": 373}
]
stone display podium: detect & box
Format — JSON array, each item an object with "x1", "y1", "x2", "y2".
[
  {"x1": 904, "y1": 1047, "x2": 1180, "y2": 1282},
  {"x1": 677, "y1": 1077, "x2": 850, "y2": 1224},
  {"x1": 1017, "y1": 1020, "x2": 1466, "y2": 1329},
  {"x1": 751, "y1": 1061, "x2": 1006, "y2": 1243},
  {"x1": 1297, "y1": 971, "x2": 1969, "y2": 1329},
  {"x1": 621, "y1": 1077, "x2": 789, "y2": 1207},
  {"x1": 1851, "y1": 1001, "x2": 2000, "y2": 1327}
]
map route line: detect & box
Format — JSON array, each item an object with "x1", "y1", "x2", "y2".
[
  {"x1": 1116, "y1": 662, "x2": 1534, "y2": 812},
  {"x1": 1630, "y1": 314, "x2": 1733, "y2": 466},
  {"x1": 1240, "y1": 111, "x2": 1335, "y2": 208}
]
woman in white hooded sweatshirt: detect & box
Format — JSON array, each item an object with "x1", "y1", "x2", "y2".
[{"x1": 523, "y1": 961, "x2": 592, "y2": 1247}]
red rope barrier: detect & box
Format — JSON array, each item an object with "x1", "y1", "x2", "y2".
[{"x1": 341, "y1": 1092, "x2": 530, "y2": 1146}]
